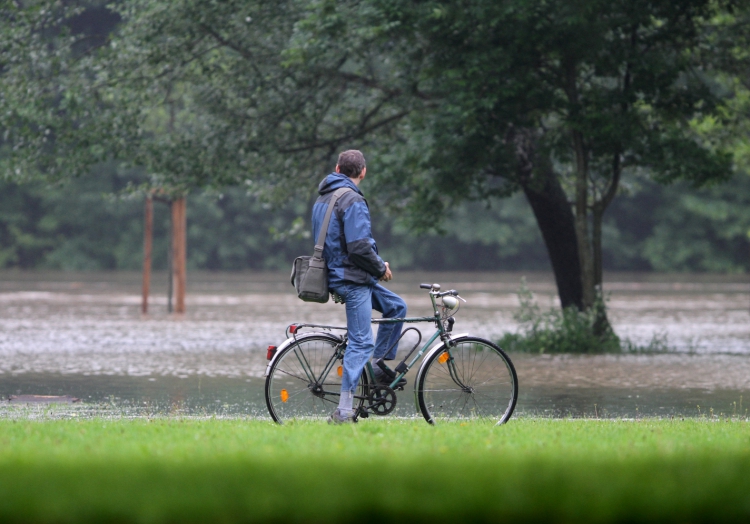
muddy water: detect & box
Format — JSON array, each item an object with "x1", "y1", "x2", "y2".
[{"x1": 0, "y1": 271, "x2": 748, "y2": 419}]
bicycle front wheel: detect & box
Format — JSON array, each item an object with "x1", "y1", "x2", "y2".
[
  {"x1": 265, "y1": 334, "x2": 367, "y2": 423},
  {"x1": 416, "y1": 336, "x2": 518, "y2": 425}
]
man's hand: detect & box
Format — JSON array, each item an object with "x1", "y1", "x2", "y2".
[{"x1": 380, "y1": 262, "x2": 393, "y2": 282}]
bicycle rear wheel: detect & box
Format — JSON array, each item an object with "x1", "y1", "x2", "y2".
[
  {"x1": 416, "y1": 336, "x2": 518, "y2": 425},
  {"x1": 265, "y1": 334, "x2": 367, "y2": 423}
]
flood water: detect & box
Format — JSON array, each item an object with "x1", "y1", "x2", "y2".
[{"x1": 1, "y1": 271, "x2": 749, "y2": 419}]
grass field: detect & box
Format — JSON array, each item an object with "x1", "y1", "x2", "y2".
[{"x1": 0, "y1": 417, "x2": 749, "y2": 523}]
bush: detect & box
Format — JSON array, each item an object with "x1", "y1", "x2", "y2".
[
  {"x1": 498, "y1": 279, "x2": 621, "y2": 354},
  {"x1": 498, "y1": 279, "x2": 672, "y2": 354}
]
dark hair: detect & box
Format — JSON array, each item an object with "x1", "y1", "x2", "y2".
[{"x1": 337, "y1": 150, "x2": 366, "y2": 178}]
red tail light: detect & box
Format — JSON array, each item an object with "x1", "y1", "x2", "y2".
[
  {"x1": 267, "y1": 345, "x2": 277, "y2": 360},
  {"x1": 288, "y1": 324, "x2": 298, "y2": 334}
]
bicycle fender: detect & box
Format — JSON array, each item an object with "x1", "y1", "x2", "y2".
[
  {"x1": 412, "y1": 333, "x2": 468, "y2": 407},
  {"x1": 264, "y1": 332, "x2": 343, "y2": 377}
]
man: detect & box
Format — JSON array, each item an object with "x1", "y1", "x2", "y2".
[{"x1": 312, "y1": 149, "x2": 407, "y2": 424}]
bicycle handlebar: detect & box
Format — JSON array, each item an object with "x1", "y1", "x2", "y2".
[{"x1": 419, "y1": 283, "x2": 461, "y2": 297}]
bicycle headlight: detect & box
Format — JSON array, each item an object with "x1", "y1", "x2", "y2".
[{"x1": 441, "y1": 295, "x2": 459, "y2": 312}]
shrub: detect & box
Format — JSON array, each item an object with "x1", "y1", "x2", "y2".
[{"x1": 498, "y1": 279, "x2": 620, "y2": 354}]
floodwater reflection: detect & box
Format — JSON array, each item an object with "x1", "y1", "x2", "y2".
[{"x1": 1, "y1": 271, "x2": 748, "y2": 418}]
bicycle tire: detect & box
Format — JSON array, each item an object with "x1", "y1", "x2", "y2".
[
  {"x1": 416, "y1": 336, "x2": 518, "y2": 425},
  {"x1": 265, "y1": 334, "x2": 368, "y2": 423}
]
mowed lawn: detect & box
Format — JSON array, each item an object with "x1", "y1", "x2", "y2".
[{"x1": 0, "y1": 417, "x2": 749, "y2": 523}]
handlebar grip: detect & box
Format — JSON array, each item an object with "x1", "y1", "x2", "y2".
[{"x1": 419, "y1": 283, "x2": 432, "y2": 289}]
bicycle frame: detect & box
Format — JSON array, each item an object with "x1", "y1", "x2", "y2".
[{"x1": 273, "y1": 288, "x2": 461, "y2": 407}]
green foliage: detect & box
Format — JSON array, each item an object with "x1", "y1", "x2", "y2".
[
  {"x1": 278, "y1": 0, "x2": 736, "y2": 219},
  {"x1": 2, "y1": 0, "x2": 748, "y2": 283},
  {"x1": 0, "y1": 170, "x2": 747, "y2": 272},
  {"x1": 0, "y1": 168, "x2": 314, "y2": 271},
  {"x1": 499, "y1": 279, "x2": 621, "y2": 354},
  {"x1": 0, "y1": 418, "x2": 750, "y2": 523},
  {"x1": 603, "y1": 174, "x2": 750, "y2": 272},
  {"x1": 0, "y1": 1, "x2": 87, "y2": 182},
  {"x1": 498, "y1": 278, "x2": 677, "y2": 353},
  {"x1": 641, "y1": 178, "x2": 750, "y2": 272},
  {"x1": 376, "y1": 193, "x2": 547, "y2": 270},
  {"x1": 0, "y1": 174, "x2": 547, "y2": 271},
  {"x1": 77, "y1": 0, "x2": 345, "y2": 194},
  {"x1": 0, "y1": 166, "x2": 161, "y2": 270}
]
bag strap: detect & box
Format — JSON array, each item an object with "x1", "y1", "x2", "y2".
[{"x1": 314, "y1": 187, "x2": 351, "y2": 259}]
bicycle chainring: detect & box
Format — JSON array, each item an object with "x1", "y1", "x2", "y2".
[{"x1": 367, "y1": 385, "x2": 397, "y2": 415}]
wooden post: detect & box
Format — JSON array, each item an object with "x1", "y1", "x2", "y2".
[
  {"x1": 141, "y1": 195, "x2": 153, "y2": 314},
  {"x1": 167, "y1": 200, "x2": 173, "y2": 313},
  {"x1": 171, "y1": 197, "x2": 187, "y2": 314}
]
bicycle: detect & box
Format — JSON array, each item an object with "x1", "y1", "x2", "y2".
[{"x1": 264, "y1": 283, "x2": 518, "y2": 425}]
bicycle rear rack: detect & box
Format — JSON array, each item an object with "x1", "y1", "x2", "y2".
[{"x1": 285, "y1": 323, "x2": 348, "y2": 338}]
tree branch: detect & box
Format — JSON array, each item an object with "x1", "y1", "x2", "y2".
[
  {"x1": 319, "y1": 68, "x2": 434, "y2": 101},
  {"x1": 279, "y1": 109, "x2": 410, "y2": 154}
]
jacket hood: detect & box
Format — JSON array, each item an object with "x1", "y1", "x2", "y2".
[{"x1": 318, "y1": 173, "x2": 363, "y2": 196}]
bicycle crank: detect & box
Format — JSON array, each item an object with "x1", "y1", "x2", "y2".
[{"x1": 367, "y1": 385, "x2": 397, "y2": 415}]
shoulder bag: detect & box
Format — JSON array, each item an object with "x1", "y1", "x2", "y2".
[{"x1": 290, "y1": 187, "x2": 351, "y2": 303}]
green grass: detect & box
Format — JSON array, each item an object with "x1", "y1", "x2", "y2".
[{"x1": 1, "y1": 418, "x2": 749, "y2": 523}]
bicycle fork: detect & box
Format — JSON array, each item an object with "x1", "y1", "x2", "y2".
[{"x1": 443, "y1": 353, "x2": 473, "y2": 393}]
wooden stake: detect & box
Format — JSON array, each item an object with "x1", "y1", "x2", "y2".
[
  {"x1": 141, "y1": 195, "x2": 153, "y2": 314},
  {"x1": 172, "y1": 197, "x2": 187, "y2": 314},
  {"x1": 167, "y1": 200, "x2": 173, "y2": 313}
]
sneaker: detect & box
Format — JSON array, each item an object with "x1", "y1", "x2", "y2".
[
  {"x1": 373, "y1": 367, "x2": 407, "y2": 388},
  {"x1": 327, "y1": 408, "x2": 357, "y2": 425}
]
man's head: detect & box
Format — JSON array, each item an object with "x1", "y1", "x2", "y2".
[{"x1": 335, "y1": 150, "x2": 366, "y2": 179}]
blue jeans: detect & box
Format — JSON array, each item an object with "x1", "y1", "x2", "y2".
[{"x1": 330, "y1": 283, "x2": 407, "y2": 393}]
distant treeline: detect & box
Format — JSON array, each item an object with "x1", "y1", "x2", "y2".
[{"x1": 0, "y1": 166, "x2": 748, "y2": 273}]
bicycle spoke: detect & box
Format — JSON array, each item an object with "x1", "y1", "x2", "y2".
[
  {"x1": 451, "y1": 392, "x2": 471, "y2": 419},
  {"x1": 273, "y1": 367, "x2": 312, "y2": 383},
  {"x1": 266, "y1": 336, "x2": 367, "y2": 423},
  {"x1": 417, "y1": 338, "x2": 517, "y2": 424}
]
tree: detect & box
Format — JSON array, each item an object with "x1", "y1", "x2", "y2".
[
  {"x1": 80, "y1": 0, "x2": 319, "y2": 192},
  {"x1": 79, "y1": 0, "x2": 738, "y2": 327},
  {"x1": 8, "y1": 0, "x2": 740, "y2": 331},
  {"x1": 276, "y1": 0, "x2": 735, "y2": 331},
  {"x1": 2, "y1": 0, "x2": 270, "y2": 312}
]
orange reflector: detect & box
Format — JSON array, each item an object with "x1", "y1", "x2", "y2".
[
  {"x1": 337, "y1": 366, "x2": 343, "y2": 377},
  {"x1": 438, "y1": 352, "x2": 450, "y2": 364},
  {"x1": 280, "y1": 389, "x2": 289, "y2": 403}
]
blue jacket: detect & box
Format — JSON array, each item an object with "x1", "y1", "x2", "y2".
[{"x1": 312, "y1": 173, "x2": 386, "y2": 288}]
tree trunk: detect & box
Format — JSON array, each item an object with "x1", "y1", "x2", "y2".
[
  {"x1": 521, "y1": 168, "x2": 584, "y2": 310},
  {"x1": 592, "y1": 205, "x2": 603, "y2": 289},
  {"x1": 590, "y1": 205, "x2": 613, "y2": 336},
  {"x1": 572, "y1": 130, "x2": 596, "y2": 309},
  {"x1": 509, "y1": 126, "x2": 584, "y2": 310},
  {"x1": 565, "y1": 61, "x2": 596, "y2": 311},
  {"x1": 589, "y1": 150, "x2": 623, "y2": 336}
]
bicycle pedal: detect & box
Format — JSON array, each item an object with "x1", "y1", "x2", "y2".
[{"x1": 357, "y1": 409, "x2": 370, "y2": 419}]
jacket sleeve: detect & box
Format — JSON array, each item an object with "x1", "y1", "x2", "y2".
[{"x1": 341, "y1": 198, "x2": 387, "y2": 278}]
